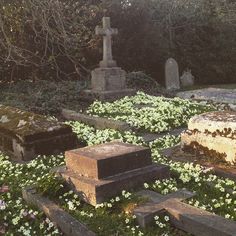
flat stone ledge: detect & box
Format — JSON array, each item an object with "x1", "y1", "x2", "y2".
[
  {"x1": 55, "y1": 164, "x2": 170, "y2": 206},
  {"x1": 22, "y1": 187, "x2": 96, "y2": 236},
  {"x1": 62, "y1": 109, "x2": 132, "y2": 132}
]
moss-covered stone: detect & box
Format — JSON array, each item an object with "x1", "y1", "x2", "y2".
[{"x1": 0, "y1": 105, "x2": 78, "y2": 161}]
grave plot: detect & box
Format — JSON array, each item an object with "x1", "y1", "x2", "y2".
[
  {"x1": 0, "y1": 105, "x2": 78, "y2": 161},
  {"x1": 2, "y1": 92, "x2": 236, "y2": 236}
]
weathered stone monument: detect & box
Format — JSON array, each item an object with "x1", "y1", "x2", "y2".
[
  {"x1": 180, "y1": 69, "x2": 194, "y2": 88},
  {"x1": 56, "y1": 141, "x2": 169, "y2": 206},
  {"x1": 181, "y1": 111, "x2": 236, "y2": 163},
  {"x1": 0, "y1": 105, "x2": 78, "y2": 161},
  {"x1": 83, "y1": 17, "x2": 135, "y2": 101},
  {"x1": 165, "y1": 58, "x2": 180, "y2": 90}
]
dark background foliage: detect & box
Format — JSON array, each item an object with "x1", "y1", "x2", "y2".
[{"x1": 0, "y1": 0, "x2": 235, "y2": 85}]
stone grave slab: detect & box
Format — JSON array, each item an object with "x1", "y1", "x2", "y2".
[
  {"x1": 177, "y1": 88, "x2": 236, "y2": 105},
  {"x1": 0, "y1": 105, "x2": 78, "y2": 161},
  {"x1": 62, "y1": 109, "x2": 131, "y2": 132},
  {"x1": 82, "y1": 17, "x2": 135, "y2": 101},
  {"x1": 55, "y1": 141, "x2": 170, "y2": 206},
  {"x1": 23, "y1": 187, "x2": 96, "y2": 236},
  {"x1": 181, "y1": 111, "x2": 236, "y2": 163},
  {"x1": 133, "y1": 189, "x2": 236, "y2": 236}
]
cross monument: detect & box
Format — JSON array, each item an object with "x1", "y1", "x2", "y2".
[{"x1": 96, "y1": 17, "x2": 118, "y2": 68}]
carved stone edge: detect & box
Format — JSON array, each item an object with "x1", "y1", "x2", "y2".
[{"x1": 22, "y1": 186, "x2": 96, "y2": 236}]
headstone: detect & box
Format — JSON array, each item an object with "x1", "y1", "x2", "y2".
[
  {"x1": 181, "y1": 111, "x2": 236, "y2": 163},
  {"x1": 180, "y1": 69, "x2": 194, "y2": 87},
  {"x1": 55, "y1": 141, "x2": 170, "y2": 206},
  {"x1": 133, "y1": 189, "x2": 236, "y2": 236},
  {"x1": 82, "y1": 17, "x2": 136, "y2": 101},
  {"x1": 165, "y1": 58, "x2": 180, "y2": 90},
  {"x1": 0, "y1": 105, "x2": 78, "y2": 161},
  {"x1": 177, "y1": 88, "x2": 236, "y2": 105}
]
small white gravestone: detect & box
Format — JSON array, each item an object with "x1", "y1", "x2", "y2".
[
  {"x1": 165, "y1": 58, "x2": 180, "y2": 90},
  {"x1": 180, "y1": 69, "x2": 194, "y2": 88}
]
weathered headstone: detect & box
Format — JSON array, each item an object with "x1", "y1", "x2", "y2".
[
  {"x1": 181, "y1": 111, "x2": 236, "y2": 163},
  {"x1": 55, "y1": 141, "x2": 169, "y2": 206},
  {"x1": 82, "y1": 17, "x2": 135, "y2": 101},
  {"x1": 0, "y1": 105, "x2": 78, "y2": 161},
  {"x1": 133, "y1": 189, "x2": 236, "y2": 236},
  {"x1": 180, "y1": 69, "x2": 194, "y2": 88},
  {"x1": 165, "y1": 58, "x2": 180, "y2": 90}
]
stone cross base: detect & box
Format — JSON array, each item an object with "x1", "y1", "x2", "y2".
[
  {"x1": 91, "y1": 67, "x2": 126, "y2": 91},
  {"x1": 82, "y1": 89, "x2": 136, "y2": 102},
  {"x1": 54, "y1": 141, "x2": 170, "y2": 206}
]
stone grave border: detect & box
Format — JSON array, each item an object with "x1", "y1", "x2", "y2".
[
  {"x1": 62, "y1": 109, "x2": 132, "y2": 132},
  {"x1": 22, "y1": 186, "x2": 96, "y2": 236}
]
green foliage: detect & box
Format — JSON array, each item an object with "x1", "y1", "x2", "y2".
[
  {"x1": 0, "y1": 80, "x2": 86, "y2": 115},
  {"x1": 0, "y1": 0, "x2": 236, "y2": 85}
]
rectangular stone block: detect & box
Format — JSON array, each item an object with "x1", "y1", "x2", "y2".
[
  {"x1": 56, "y1": 164, "x2": 170, "y2": 206},
  {"x1": 65, "y1": 142, "x2": 152, "y2": 179},
  {"x1": 91, "y1": 67, "x2": 126, "y2": 91},
  {"x1": 0, "y1": 105, "x2": 78, "y2": 161}
]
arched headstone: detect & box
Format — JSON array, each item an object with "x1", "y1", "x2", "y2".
[{"x1": 165, "y1": 58, "x2": 180, "y2": 90}]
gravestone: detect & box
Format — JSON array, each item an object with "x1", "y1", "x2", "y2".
[
  {"x1": 0, "y1": 105, "x2": 78, "y2": 161},
  {"x1": 180, "y1": 69, "x2": 194, "y2": 87},
  {"x1": 133, "y1": 189, "x2": 236, "y2": 236},
  {"x1": 55, "y1": 141, "x2": 169, "y2": 206},
  {"x1": 82, "y1": 17, "x2": 135, "y2": 101},
  {"x1": 181, "y1": 111, "x2": 236, "y2": 163},
  {"x1": 165, "y1": 58, "x2": 180, "y2": 90}
]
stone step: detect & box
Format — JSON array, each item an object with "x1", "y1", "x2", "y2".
[
  {"x1": 56, "y1": 164, "x2": 170, "y2": 206},
  {"x1": 65, "y1": 141, "x2": 152, "y2": 179}
]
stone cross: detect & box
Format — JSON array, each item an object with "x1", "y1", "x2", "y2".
[
  {"x1": 134, "y1": 189, "x2": 236, "y2": 236},
  {"x1": 96, "y1": 17, "x2": 118, "y2": 68}
]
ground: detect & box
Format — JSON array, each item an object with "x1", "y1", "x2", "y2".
[{"x1": 0, "y1": 90, "x2": 236, "y2": 236}]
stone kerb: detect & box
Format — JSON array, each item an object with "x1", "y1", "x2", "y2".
[
  {"x1": 61, "y1": 109, "x2": 132, "y2": 132},
  {"x1": 22, "y1": 187, "x2": 96, "y2": 236}
]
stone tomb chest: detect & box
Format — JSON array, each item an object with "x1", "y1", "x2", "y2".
[
  {"x1": 0, "y1": 105, "x2": 78, "y2": 161},
  {"x1": 181, "y1": 111, "x2": 236, "y2": 163},
  {"x1": 57, "y1": 141, "x2": 169, "y2": 206}
]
